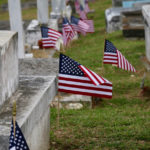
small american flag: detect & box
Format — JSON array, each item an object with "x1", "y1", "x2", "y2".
[
  {"x1": 83, "y1": 20, "x2": 94, "y2": 33},
  {"x1": 62, "y1": 17, "x2": 75, "y2": 46},
  {"x1": 58, "y1": 54, "x2": 112, "y2": 98},
  {"x1": 41, "y1": 26, "x2": 62, "y2": 49},
  {"x1": 79, "y1": 5, "x2": 87, "y2": 20},
  {"x1": 103, "y1": 40, "x2": 136, "y2": 72},
  {"x1": 9, "y1": 120, "x2": 29, "y2": 150},
  {"x1": 71, "y1": 16, "x2": 89, "y2": 36},
  {"x1": 85, "y1": 0, "x2": 91, "y2": 13},
  {"x1": 75, "y1": 0, "x2": 80, "y2": 14}
]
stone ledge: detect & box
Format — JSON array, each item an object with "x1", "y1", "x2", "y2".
[
  {"x1": 142, "y1": 5, "x2": 150, "y2": 26},
  {"x1": 0, "y1": 75, "x2": 57, "y2": 150},
  {"x1": 0, "y1": 31, "x2": 17, "y2": 48}
]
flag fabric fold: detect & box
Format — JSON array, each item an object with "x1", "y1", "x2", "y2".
[
  {"x1": 9, "y1": 120, "x2": 29, "y2": 150},
  {"x1": 41, "y1": 26, "x2": 62, "y2": 49},
  {"x1": 75, "y1": 0, "x2": 80, "y2": 14},
  {"x1": 62, "y1": 17, "x2": 75, "y2": 46},
  {"x1": 79, "y1": 5, "x2": 87, "y2": 20},
  {"x1": 58, "y1": 54, "x2": 112, "y2": 98},
  {"x1": 85, "y1": 0, "x2": 91, "y2": 13},
  {"x1": 71, "y1": 16, "x2": 89, "y2": 35},
  {"x1": 82, "y1": 20, "x2": 94, "y2": 33},
  {"x1": 103, "y1": 40, "x2": 136, "y2": 72}
]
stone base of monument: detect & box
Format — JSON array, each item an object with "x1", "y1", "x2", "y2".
[
  {"x1": 105, "y1": 7, "x2": 124, "y2": 33},
  {"x1": 51, "y1": 94, "x2": 91, "y2": 109},
  {"x1": 0, "y1": 75, "x2": 57, "y2": 150},
  {"x1": 121, "y1": 8, "x2": 145, "y2": 37},
  {"x1": 25, "y1": 20, "x2": 41, "y2": 48},
  {"x1": 142, "y1": 5, "x2": 150, "y2": 63}
]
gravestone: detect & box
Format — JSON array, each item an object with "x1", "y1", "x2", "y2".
[
  {"x1": 142, "y1": 5, "x2": 150, "y2": 62},
  {"x1": 8, "y1": 0, "x2": 25, "y2": 58},
  {"x1": 112, "y1": 0, "x2": 123, "y2": 7},
  {"x1": 121, "y1": 8, "x2": 144, "y2": 37},
  {"x1": 121, "y1": 0, "x2": 150, "y2": 37},
  {"x1": 50, "y1": 0, "x2": 62, "y2": 19},
  {"x1": 0, "y1": 31, "x2": 58, "y2": 150},
  {"x1": 0, "y1": 31, "x2": 18, "y2": 107},
  {"x1": 37, "y1": 0, "x2": 49, "y2": 25},
  {"x1": 123, "y1": 0, "x2": 150, "y2": 8},
  {"x1": 105, "y1": 7, "x2": 124, "y2": 33}
]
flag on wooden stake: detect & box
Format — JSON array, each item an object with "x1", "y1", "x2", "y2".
[
  {"x1": 41, "y1": 26, "x2": 62, "y2": 49},
  {"x1": 103, "y1": 40, "x2": 136, "y2": 72},
  {"x1": 58, "y1": 54, "x2": 112, "y2": 98},
  {"x1": 9, "y1": 120, "x2": 29, "y2": 150}
]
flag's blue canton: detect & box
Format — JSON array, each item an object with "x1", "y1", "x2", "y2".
[
  {"x1": 63, "y1": 18, "x2": 70, "y2": 26},
  {"x1": 41, "y1": 26, "x2": 48, "y2": 38},
  {"x1": 71, "y1": 16, "x2": 79, "y2": 25},
  {"x1": 80, "y1": 5, "x2": 84, "y2": 11},
  {"x1": 105, "y1": 40, "x2": 117, "y2": 53},
  {"x1": 59, "y1": 54, "x2": 84, "y2": 76},
  {"x1": 9, "y1": 120, "x2": 29, "y2": 150}
]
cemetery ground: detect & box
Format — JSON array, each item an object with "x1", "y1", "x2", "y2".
[
  {"x1": 1, "y1": 0, "x2": 150, "y2": 149},
  {"x1": 51, "y1": 0, "x2": 150, "y2": 150}
]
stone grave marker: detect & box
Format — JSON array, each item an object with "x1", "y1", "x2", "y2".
[
  {"x1": 0, "y1": 30, "x2": 58, "y2": 150},
  {"x1": 0, "y1": 31, "x2": 18, "y2": 107},
  {"x1": 37, "y1": 0, "x2": 49, "y2": 25},
  {"x1": 142, "y1": 5, "x2": 150, "y2": 62},
  {"x1": 112, "y1": 0, "x2": 123, "y2": 7},
  {"x1": 8, "y1": 0, "x2": 25, "y2": 58},
  {"x1": 121, "y1": 0, "x2": 150, "y2": 37}
]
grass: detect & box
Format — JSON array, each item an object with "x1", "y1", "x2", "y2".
[{"x1": 50, "y1": 0, "x2": 150, "y2": 149}]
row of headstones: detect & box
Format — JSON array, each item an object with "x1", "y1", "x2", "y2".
[
  {"x1": 8, "y1": 0, "x2": 86, "y2": 59},
  {"x1": 106, "y1": 0, "x2": 150, "y2": 37}
]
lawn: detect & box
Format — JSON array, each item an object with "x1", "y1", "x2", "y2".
[{"x1": 50, "y1": 0, "x2": 150, "y2": 150}]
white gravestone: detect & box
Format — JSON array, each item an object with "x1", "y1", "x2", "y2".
[
  {"x1": 142, "y1": 5, "x2": 150, "y2": 62},
  {"x1": 37, "y1": 0, "x2": 49, "y2": 25},
  {"x1": 0, "y1": 31, "x2": 18, "y2": 107},
  {"x1": 8, "y1": 0, "x2": 25, "y2": 58},
  {"x1": 50, "y1": 0, "x2": 61, "y2": 18}
]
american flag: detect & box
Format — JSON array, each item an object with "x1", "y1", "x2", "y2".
[
  {"x1": 41, "y1": 26, "x2": 62, "y2": 49},
  {"x1": 79, "y1": 5, "x2": 87, "y2": 20},
  {"x1": 58, "y1": 54, "x2": 112, "y2": 98},
  {"x1": 9, "y1": 120, "x2": 29, "y2": 150},
  {"x1": 103, "y1": 40, "x2": 136, "y2": 72},
  {"x1": 75, "y1": 0, "x2": 80, "y2": 14},
  {"x1": 62, "y1": 17, "x2": 75, "y2": 46},
  {"x1": 85, "y1": 0, "x2": 90, "y2": 13},
  {"x1": 71, "y1": 16, "x2": 89, "y2": 36},
  {"x1": 83, "y1": 20, "x2": 94, "y2": 33}
]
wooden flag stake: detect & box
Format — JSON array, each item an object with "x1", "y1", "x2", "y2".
[
  {"x1": 12, "y1": 101, "x2": 16, "y2": 137},
  {"x1": 91, "y1": 96, "x2": 95, "y2": 109},
  {"x1": 102, "y1": 32, "x2": 107, "y2": 75},
  {"x1": 57, "y1": 92, "x2": 61, "y2": 130}
]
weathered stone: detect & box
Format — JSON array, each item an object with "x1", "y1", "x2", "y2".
[
  {"x1": 123, "y1": 0, "x2": 150, "y2": 8},
  {"x1": 37, "y1": 0, "x2": 49, "y2": 25},
  {"x1": 142, "y1": 5, "x2": 150, "y2": 62},
  {"x1": 0, "y1": 75, "x2": 57, "y2": 150},
  {"x1": 0, "y1": 31, "x2": 18, "y2": 107},
  {"x1": 19, "y1": 58, "x2": 59, "y2": 76},
  {"x1": 25, "y1": 20, "x2": 41, "y2": 47},
  {"x1": 8, "y1": 0, "x2": 25, "y2": 58},
  {"x1": 105, "y1": 7, "x2": 124, "y2": 33},
  {"x1": 121, "y1": 8, "x2": 145, "y2": 37},
  {"x1": 66, "y1": 103, "x2": 83, "y2": 109},
  {"x1": 112, "y1": 0, "x2": 123, "y2": 7}
]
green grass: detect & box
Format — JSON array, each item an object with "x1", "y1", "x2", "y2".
[{"x1": 50, "y1": 0, "x2": 150, "y2": 149}]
